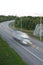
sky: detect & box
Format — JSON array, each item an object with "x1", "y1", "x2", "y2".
[{"x1": 0, "y1": 0, "x2": 43, "y2": 16}]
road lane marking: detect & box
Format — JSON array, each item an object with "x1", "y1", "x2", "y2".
[
  {"x1": 0, "y1": 22, "x2": 43, "y2": 63},
  {"x1": 16, "y1": 41, "x2": 43, "y2": 62},
  {"x1": 1, "y1": 22, "x2": 43, "y2": 52},
  {"x1": 31, "y1": 44, "x2": 43, "y2": 52}
]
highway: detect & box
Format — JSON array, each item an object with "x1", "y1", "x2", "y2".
[{"x1": 0, "y1": 20, "x2": 43, "y2": 65}]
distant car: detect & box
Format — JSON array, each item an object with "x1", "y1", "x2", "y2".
[{"x1": 13, "y1": 31, "x2": 32, "y2": 45}]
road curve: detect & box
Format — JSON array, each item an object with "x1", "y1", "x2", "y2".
[{"x1": 0, "y1": 20, "x2": 43, "y2": 65}]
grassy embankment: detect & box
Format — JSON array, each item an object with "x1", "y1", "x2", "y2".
[
  {"x1": 9, "y1": 22, "x2": 43, "y2": 42},
  {"x1": 0, "y1": 36, "x2": 27, "y2": 65}
]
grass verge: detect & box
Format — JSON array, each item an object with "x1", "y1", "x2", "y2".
[{"x1": 0, "y1": 36, "x2": 27, "y2": 65}]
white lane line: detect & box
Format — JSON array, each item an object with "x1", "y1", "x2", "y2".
[
  {"x1": 31, "y1": 44, "x2": 43, "y2": 52},
  {"x1": 16, "y1": 42, "x2": 43, "y2": 62},
  {"x1": 0, "y1": 22, "x2": 43, "y2": 62}
]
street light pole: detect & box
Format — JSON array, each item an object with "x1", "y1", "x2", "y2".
[
  {"x1": 21, "y1": 17, "x2": 22, "y2": 31},
  {"x1": 40, "y1": 17, "x2": 42, "y2": 41},
  {"x1": 14, "y1": 17, "x2": 16, "y2": 29},
  {"x1": 34, "y1": 13, "x2": 42, "y2": 41}
]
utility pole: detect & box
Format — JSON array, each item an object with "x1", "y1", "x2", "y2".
[
  {"x1": 21, "y1": 17, "x2": 22, "y2": 31},
  {"x1": 40, "y1": 17, "x2": 42, "y2": 41},
  {"x1": 34, "y1": 13, "x2": 42, "y2": 41},
  {"x1": 14, "y1": 17, "x2": 16, "y2": 29}
]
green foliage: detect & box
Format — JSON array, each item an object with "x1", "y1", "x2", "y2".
[
  {"x1": 0, "y1": 36, "x2": 27, "y2": 65},
  {"x1": 0, "y1": 15, "x2": 43, "y2": 30},
  {"x1": 0, "y1": 15, "x2": 16, "y2": 22},
  {"x1": 15, "y1": 16, "x2": 43, "y2": 30}
]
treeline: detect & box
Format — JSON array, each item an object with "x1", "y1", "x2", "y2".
[
  {"x1": 0, "y1": 15, "x2": 16, "y2": 22},
  {"x1": 15, "y1": 16, "x2": 43, "y2": 30},
  {"x1": 0, "y1": 15, "x2": 43, "y2": 30}
]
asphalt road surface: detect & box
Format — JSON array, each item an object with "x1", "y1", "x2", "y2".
[{"x1": 0, "y1": 20, "x2": 43, "y2": 65}]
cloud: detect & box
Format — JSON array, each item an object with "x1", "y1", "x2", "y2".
[{"x1": 0, "y1": 0, "x2": 43, "y2": 16}]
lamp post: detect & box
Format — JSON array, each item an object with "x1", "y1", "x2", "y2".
[
  {"x1": 14, "y1": 17, "x2": 16, "y2": 29},
  {"x1": 21, "y1": 17, "x2": 22, "y2": 31},
  {"x1": 40, "y1": 17, "x2": 42, "y2": 41},
  {"x1": 35, "y1": 13, "x2": 42, "y2": 41}
]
